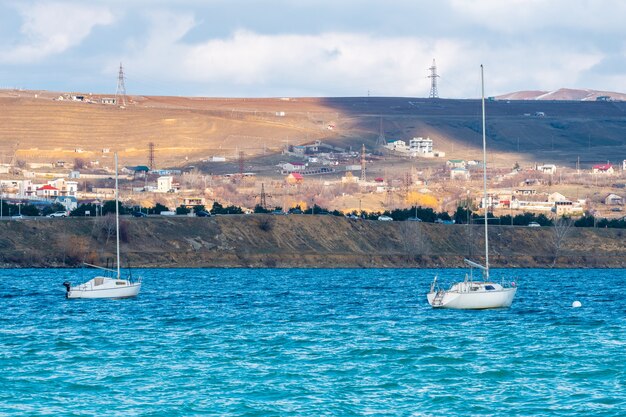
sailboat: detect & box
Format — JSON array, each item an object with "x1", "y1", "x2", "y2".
[
  {"x1": 63, "y1": 153, "x2": 141, "y2": 299},
  {"x1": 426, "y1": 65, "x2": 516, "y2": 310}
]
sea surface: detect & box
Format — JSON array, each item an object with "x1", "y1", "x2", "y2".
[{"x1": 0, "y1": 268, "x2": 624, "y2": 416}]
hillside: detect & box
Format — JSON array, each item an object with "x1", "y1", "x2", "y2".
[
  {"x1": 497, "y1": 88, "x2": 626, "y2": 101},
  {"x1": 1, "y1": 216, "x2": 625, "y2": 268},
  {"x1": 1, "y1": 89, "x2": 626, "y2": 170}
]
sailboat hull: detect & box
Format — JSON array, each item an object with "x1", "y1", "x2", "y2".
[
  {"x1": 66, "y1": 277, "x2": 141, "y2": 299},
  {"x1": 427, "y1": 284, "x2": 516, "y2": 310}
]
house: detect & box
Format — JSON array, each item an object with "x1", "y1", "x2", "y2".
[
  {"x1": 36, "y1": 184, "x2": 60, "y2": 198},
  {"x1": 0, "y1": 164, "x2": 9, "y2": 174},
  {"x1": 604, "y1": 193, "x2": 623, "y2": 205},
  {"x1": 409, "y1": 137, "x2": 433, "y2": 155},
  {"x1": 446, "y1": 159, "x2": 466, "y2": 169},
  {"x1": 131, "y1": 166, "x2": 150, "y2": 178},
  {"x1": 554, "y1": 201, "x2": 584, "y2": 216},
  {"x1": 101, "y1": 98, "x2": 116, "y2": 105},
  {"x1": 385, "y1": 140, "x2": 408, "y2": 152},
  {"x1": 157, "y1": 176, "x2": 174, "y2": 193},
  {"x1": 183, "y1": 197, "x2": 205, "y2": 207},
  {"x1": 450, "y1": 167, "x2": 470, "y2": 180},
  {"x1": 514, "y1": 188, "x2": 537, "y2": 196},
  {"x1": 538, "y1": 164, "x2": 557, "y2": 175},
  {"x1": 592, "y1": 164, "x2": 614, "y2": 174},
  {"x1": 54, "y1": 196, "x2": 78, "y2": 211},
  {"x1": 281, "y1": 162, "x2": 306, "y2": 173},
  {"x1": 547, "y1": 192, "x2": 568, "y2": 203},
  {"x1": 286, "y1": 172, "x2": 303, "y2": 184},
  {"x1": 292, "y1": 146, "x2": 307, "y2": 155}
]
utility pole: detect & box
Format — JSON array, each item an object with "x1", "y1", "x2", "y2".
[{"x1": 148, "y1": 142, "x2": 155, "y2": 170}]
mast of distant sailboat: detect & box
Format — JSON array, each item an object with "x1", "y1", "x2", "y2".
[
  {"x1": 481, "y1": 64, "x2": 489, "y2": 280},
  {"x1": 115, "y1": 153, "x2": 121, "y2": 280}
]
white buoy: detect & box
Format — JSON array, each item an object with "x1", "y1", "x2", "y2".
[{"x1": 572, "y1": 300, "x2": 582, "y2": 308}]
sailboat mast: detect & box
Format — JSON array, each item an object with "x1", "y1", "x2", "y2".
[
  {"x1": 114, "y1": 153, "x2": 121, "y2": 279},
  {"x1": 481, "y1": 65, "x2": 489, "y2": 279}
]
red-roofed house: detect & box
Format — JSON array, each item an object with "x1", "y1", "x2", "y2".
[
  {"x1": 592, "y1": 164, "x2": 614, "y2": 174},
  {"x1": 286, "y1": 172, "x2": 304, "y2": 184},
  {"x1": 36, "y1": 184, "x2": 59, "y2": 198},
  {"x1": 374, "y1": 177, "x2": 385, "y2": 183}
]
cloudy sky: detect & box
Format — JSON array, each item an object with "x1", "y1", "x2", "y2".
[{"x1": 0, "y1": 0, "x2": 624, "y2": 98}]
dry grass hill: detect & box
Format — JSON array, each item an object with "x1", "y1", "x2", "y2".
[{"x1": 1, "y1": 89, "x2": 626, "y2": 171}]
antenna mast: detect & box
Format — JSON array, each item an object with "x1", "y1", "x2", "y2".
[
  {"x1": 115, "y1": 62, "x2": 127, "y2": 106},
  {"x1": 428, "y1": 59, "x2": 440, "y2": 99}
]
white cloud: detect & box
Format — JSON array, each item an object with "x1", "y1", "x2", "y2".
[{"x1": 0, "y1": 1, "x2": 115, "y2": 63}]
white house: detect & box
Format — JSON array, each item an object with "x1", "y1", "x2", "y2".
[
  {"x1": 592, "y1": 164, "x2": 614, "y2": 174},
  {"x1": 450, "y1": 167, "x2": 470, "y2": 180},
  {"x1": 54, "y1": 196, "x2": 78, "y2": 211},
  {"x1": 385, "y1": 140, "x2": 408, "y2": 152},
  {"x1": 157, "y1": 176, "x2": 174, "y2": 193},
  {"x1": 547, "y1": 192, "x2": 568, "y2": 203},
  {"x1": 409, "y1": 137, "x2": 433, "y2": 155},
  {"x1": 538, "y1": 164, "x2": 557, "y2": 175},
  {"x1": 605, "y1": 193, "x2": 623, "y2": 205},
  {"x1": 446, "y1": 159, "x2": 466, "y2": 169}
]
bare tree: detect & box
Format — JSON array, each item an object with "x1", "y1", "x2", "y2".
[{"x1": 551, "y1": 217, "x2": 573, "y2": 267}]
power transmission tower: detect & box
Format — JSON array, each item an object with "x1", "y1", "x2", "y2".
[
  {"x1": 238, "y1": 151, "x2": 245, "y2": 176},
  {"x1": 254, "y1": 183, "x2": 272, "y2": 209},
  {"x1": 427, "y1": 59, "x2": 439, "y2": 99},
  {"x1": 385, "y1": 179, "x2": 394, "y2": 208},
  {"x1": 148, "y1": 142, "x2": 155, "y2": 170},
  {"x1": 115, "y1": 62, "x2": 127, "y2": 106},
  {"x1": 375, "y1": 117, "x2": 386, "y2": 147},
  {"x1": 360, "y1": 144, "x2": 366, "y2": 182}
]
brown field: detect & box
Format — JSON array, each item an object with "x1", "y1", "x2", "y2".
[{"x1": 2, "y1": 89, "x2": 625, "y2": 173}]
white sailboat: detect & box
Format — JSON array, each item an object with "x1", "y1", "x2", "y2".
[
  {"x1": 63, "y1": 153, "x2": 141, "y2": 299},
  {"x1": 427, "y1": 65, "x2": 516, "y2": 310}
]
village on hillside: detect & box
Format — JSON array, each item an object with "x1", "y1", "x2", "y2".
[{"x1": 1, "y1": 135, "x2": 625, "y2": 224}]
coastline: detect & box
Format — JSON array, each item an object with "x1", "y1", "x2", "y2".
[{"x1": 1, "y1": 215, "x2": 624, "y2": 269}]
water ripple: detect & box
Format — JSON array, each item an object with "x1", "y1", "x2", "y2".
[{"x1": 0, "y1": 268, "x2": 624, "y2": 416}]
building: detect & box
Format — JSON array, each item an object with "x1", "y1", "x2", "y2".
[
  {"x1": 604, "y1": 193, "x2": 623, "y2": 205},
  {"x1": 101, "y1": 97, "x2": 116, "y2": 105},
  {"x1": 547, "y1": 192, "x2": 568, "y2": 203},
  {"x1": 409, "y1": 137, "x2": 433, "y2": 155},
  {"x1": 54, "y1": 196, "x2": 78, "y2": 211},
  {"x1": 36, "y1": 184, "x2": 60, "y2": 198},
  {"x1": 592, "y1": 164, "x2": 614, "y2": 174},
  {"x1": 450, "y1": 167, "x2": 470, "y2": 180},
  {"x1": 157, "y1": 176, "x2": 174, "y2": 193},
  {"x1": 286, "y1": 172, "x2": 303, "y2": 184},
  {"x1": 554, "y1": 201, "x2": 584, "y2": 216},
  {"x1": 446, "y1": 159, "x2": 466, "y2": 169},
  {"x1": 538, "y1": 164, "x2": 557, "y2": 175},
  {"x1": 280, "y1": 162, "x2": 306, "y2": 173},
  {"x1": 385, "y1": 140, "x2": 408, "y2": 152}
]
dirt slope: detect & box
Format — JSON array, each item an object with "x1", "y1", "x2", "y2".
[{"x1": 1, "y1": 216, "x2": 624, "y2": 268}]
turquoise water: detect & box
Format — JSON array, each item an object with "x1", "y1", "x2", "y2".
[{"x1": 0, "y1": 268, "x2": 624, "y2": 416}]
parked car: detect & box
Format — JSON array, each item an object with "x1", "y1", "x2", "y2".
[
  {"x1": 196, "y1": 210, "x2": 212, "y2": 217},
  {"x1": 11, "y1": 214, "x2": 24, "y2": 219},
  {"x1": 271, "y1": 210, "x2": 287, "y2": 215},
  {"x1": 377, "y1": 215, "x2": 393, "y2": 221},
  {"x1": 48, "y1": 211, "x2": 67, "y2": 218},
  {"x1": 528, "y1": 222, "x2": 541, "y2": 227},
  {"x1": 347, "y1": 214, "x2": 359, "y2": 220},
  {"x1": 132, "y1": 211, "x2": 148, "y2": 217},
  {"x1": 289, "y1": 208, "x2": 302, "y2": 214},
  {"x1": 407, "y1": 217, "x2": 422, "y2": 222}
]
